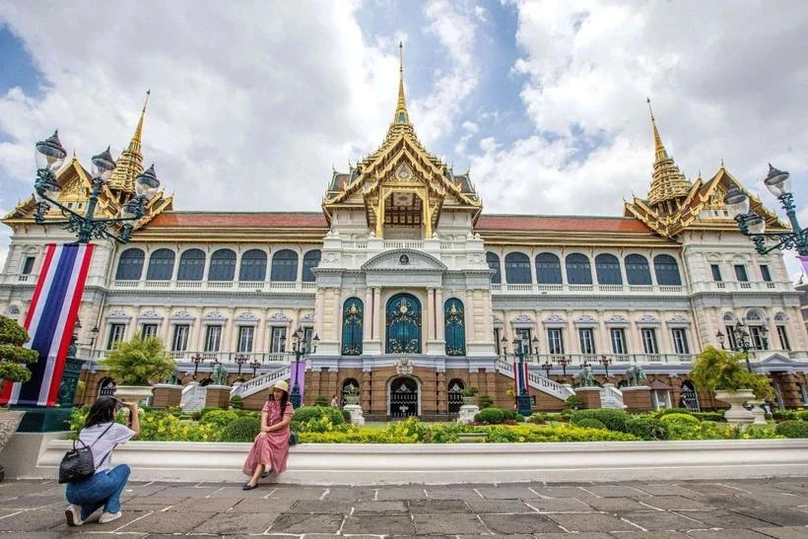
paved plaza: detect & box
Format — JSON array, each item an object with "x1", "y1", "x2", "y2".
[{"x1": 0, "y1": 477, "x2": 805, "y2": 537}]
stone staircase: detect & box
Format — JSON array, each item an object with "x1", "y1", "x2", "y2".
[
  {"x1": 180, "y1": 383, "x2": 207, "y2": 412},
  {"x1": 599, "y1": 384, "x2": 625, "y2": 409},
  {"x1": 230, "y1": 365, "x2": 290, "y2": 399},
  {"x1": 495, "y1": 360, "x2": 576, "y2": 402}
]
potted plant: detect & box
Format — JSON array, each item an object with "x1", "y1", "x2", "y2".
[
  {"x1": 100, "y1": 335, "x2": 177, "y2": 403},
  {"x1": 690, "y1": 346, "x2": 769, "y2": 424},
  {"x1": 0, "y1": 316, "x2": 39, "y2": 456},
  {"x1": 461, "y1": 386, "x2": 479, "y2": 405}
]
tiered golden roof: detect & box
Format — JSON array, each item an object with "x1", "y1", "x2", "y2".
[
  {"x1": 108, "y1": 90, "x2": 149, "y2": 194},
  {"x1": 646, "y1": 98, "x2": 691, "y2": 210}
]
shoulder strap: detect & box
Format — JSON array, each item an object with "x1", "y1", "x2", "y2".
[{"x1": 88, "y1": 423, "x2": 115, "y2": 449}]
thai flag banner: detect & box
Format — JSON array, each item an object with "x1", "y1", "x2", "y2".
[
  {"x1": 290, "y1": 360, "x2": 306, "y2": 402},
  {"x1": 513, "y1": 361, "x2": 529, "y2": 397},
  {"x1": 1, "y1": 243, "x2": 94, "y2": 407}
]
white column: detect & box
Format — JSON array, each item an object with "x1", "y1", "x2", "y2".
[
  {"x1": 435, "y1": 287, "x2": 445, "y2": 342},
  {"x1": 426, "y1": 288, "x2": 435, "y2": 342},
  {"x1": 363, "y1": 288, "x2": 373, "y2": 342}
]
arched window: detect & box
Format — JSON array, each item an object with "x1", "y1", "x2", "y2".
[
  {"x1": 486, "y1": 252, "x2": 501, "y2": 284},
  {"x1": 177, "y1": 249, "x2": 206, "y2": 281},
  {"x1": 302, "y1": 250, "x2": 321, "y2": 282},
  {"x1": 115, "y1": 248, "x2": 144, "y2": 280},
  {"x1": 536, "y1": 252, "x2": 562, "y2": 284},
  {"x1": 341, "y1": 298, "x2": 363, "y2": 355},
  {"x1": 386, "y1": 293, "x2": 422, "y2": 353},
  {"x1": 565, "y1": 253, "x2": 592, "y2": 284},
  {"x1": 625, "y1": 254, "x2": 652, "y2": 285},
  {"x1": 654, "y1": 254, "x2": 681, "y2": 286},
  {"x1": 146, "y1": 249, "x2": 175, "y2": 281},
  {"x1": 595, "y1": 254, "x2": 622, "y2": 285},
  {"x1": 209, "y1": 249, "x2": 236, "y2": 281},
  {"x1": 239, "y1": 249, "x2": 267, "y2": 281},
  {"x1": 444, "y1": 298, "x2": 466, "y2": 356},
  {"x1": 271, "y1": 249, "x2": 298, "y2": 282},
  {"x1": 504, "y1": 252, "x2": 531, "y2": 284}
]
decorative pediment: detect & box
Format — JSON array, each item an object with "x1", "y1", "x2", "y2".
[
  {"x1": 757, "y1": 353, "x2": 797, "y2": 373},
  {"x1": 666, "y1": 315, "x2": 690, "y2": 326},
  {"x1": 235, "y1": 311, "x2": 259, "y2": 324},
  {"x1": 203, "y1": 311, "x2": 227, "y2": 323},
  {"x1": 575, "y1": 314, "x2": 597, "y2": 326},
  {"x1": 107, "y1": 309, "x2": 131, "y2": 321},
  {"x1": 606, "y1": 314, "x2": 629, "y2": 326},
  {"x1": 138, "y1": 309, "x2": 163, "y2": 321},
  {"x1": 170, "y1": 310, "x2": 195, "y2": 321},
  {"x1": 511, "y1": 314, "x2": 535, "y2": 328},
  {"x1": 362, "y1": 249, "x2": 446, "y2": 272},
  {"x1": 267, "y1": 312, "x2": 291, "y2": 323},
  {"x1": 637, "y1": 314, "x2": 659, "y2": 325},
  {"x1": 543, "y1": 314, "x2": 566, "y2": 325},
  {"x1": 300, "y1": 313, "x2": 315, "y2": 324}
]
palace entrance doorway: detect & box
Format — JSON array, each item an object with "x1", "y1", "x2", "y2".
[{"x1": 389, "y1": 376, "x2": 419, "y2": 418}]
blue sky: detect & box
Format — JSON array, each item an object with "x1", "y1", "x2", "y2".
[{"x1": 1, "y1": 0, "x2": 807, "y2": 278}]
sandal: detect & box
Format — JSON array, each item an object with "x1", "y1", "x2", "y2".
[
  {"x1": 242, "y1": 483, "x2": 257, "y2": 491},
  {"x1": 260, "y1": 471, "x2": 269, "y2": 479}
]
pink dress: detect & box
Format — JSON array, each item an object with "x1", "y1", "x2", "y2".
[{"x1": 242, "y1": 400, "x2": 295, "y2": 476}]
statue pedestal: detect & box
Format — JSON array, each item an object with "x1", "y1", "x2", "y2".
[
  {"x1": 621, "y1": 386, "x2": 653, "y2": 413},
  {"x1": 457, "y1": 404, "x2": 479, "y2": 424},
  {"x1": 716, "y1": 389, "x2": 755, "y2": 427},
  {"x1": 205, "y1": 385, "x2": 232, "y2": 409},
  {"x1": 746, "y1": 400, "x2": 768, "y2": 425},
  {"x1": 152, "y1": 384, "x2": 183, "y2": 410},
  {"x1": 343, "y1": 404, "x2": 365, "y2": 426},
  {"x1": 575, "y1": 387, "x2": 602, "y2": 409}
]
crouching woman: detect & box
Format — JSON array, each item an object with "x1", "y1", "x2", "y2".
[
  {"x1": 242, "y1": 380, "x2": 295, "y2": 489},
  {"x1": 65, "y1": 396, "x2": 139, "y2": 526}
]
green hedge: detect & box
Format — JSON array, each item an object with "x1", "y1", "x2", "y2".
[
  {"x1": 221, "y1": 417, "x2": 261, "y2": 442},
  {"x1": 474, "y1": 408, "x2": 505, "y2": 424},
  {"x1": 291, "y1": 406, "x2": 345, "y2": 426},
  {"x1": 775, "y1": 420, "x2": 808, "y2": 438},
  {"x1": 570, "y1": 409, "x2": 630, "y2": 432},
  {"x1": 575, "y1": 418, "x2": 606, "y2": 430},
  {"x1": 626, "y1": 416, "x2": 667, "y2": 440}
]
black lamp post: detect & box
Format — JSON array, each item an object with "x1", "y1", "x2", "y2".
[
  {"x1": 599, "y1": 355, "x2": 612, "y2": 380},
  {"x1": 556, "y1": 356, "x2": 570, "y2": 383},
  {"x1": 541, "y1": 360, "x2": 553, "y2": 379},
  {"x1": 32, "y1": 131, "x2": 160, "y2": 243},
  {"x1": 234, "y1": 354, "x2": 248, "y2": 381},
  {"x1": 249, "y1": 358, "x2": 261, "y2": 378},
  {"x1": 500, "y1": 336, "x2": 532, "y2": 417},
  {"x1": 716, "y1": 321, "x2": 768, "y2": 372},
  {"x1": 191, "y1": 353, "x2": 204, "y2": 380},
  {"x1": 289, "y1": 327, "x2": 318, "y2": 408},
  {"x1": 726, "y1": 164, "x2": 808, "y2": 255}
]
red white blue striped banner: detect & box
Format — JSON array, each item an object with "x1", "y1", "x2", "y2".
[
  {"x1": 1, "y1": 243, "x2": 94, "y2": 407},
  {"x1": 514, "y1": 361, "x2": 529, "y2": 400}
]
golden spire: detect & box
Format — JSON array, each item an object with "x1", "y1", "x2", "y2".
[
  {"x1": 645, "y1": 97, "x2": 691, "y2": 210},
  {"x1": 108, "y1": 90, "x2": 149, "y2": 193},
  {"x1": 393, "y1": 42, "x2": 409, "y2": 124}
]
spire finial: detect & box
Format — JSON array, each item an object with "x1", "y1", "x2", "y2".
[
  {"x1": 393, "y1": 42, "x2": 409, "y2": 124},
  {"x1": 132, "y1": 89, "x2": 150, "y2": 144},
  {"x1": 647, "y1": 97, "x2": 667, "y2": 161}
]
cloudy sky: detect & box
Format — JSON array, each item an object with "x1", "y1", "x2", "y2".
[{"x1": 1, "y1": 0, "x2": 807, "y2": 277}]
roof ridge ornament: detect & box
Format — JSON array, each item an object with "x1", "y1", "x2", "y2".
[{"x1": 393, "y1": 42, "x2": 409, "y2": 125}]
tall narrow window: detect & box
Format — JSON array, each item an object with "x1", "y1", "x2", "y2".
[
  {"x1": 595, "y1": 254, "x2": 622, "y2": 285},
  {"x1": 493, "y1": 328, "x2": 501, "y2": 355},
  {"x1": 204, "y1": 326, "x2": 222, "y2": 352},
  {"x1": 172, "y1": 325, "x2": 189, "y2": 351},
  {"x1": 535, "y1": 252, "x2": 562, "y2": 284},
  {"x1": 209, "y1": 249, "x2": 237, "y2": 281},
  {"x1": 610, "y1": 328, "x2": 627, "y2": 354},
  {"x1": 711, "y1": 264, "x2": 722, "y2": 282},
  {"x1": 303, "y1": 327, "x2": 315, "y2": 353},
  {"x1": 177, "y1": 249, "x2": 206, "y2": 281},
  {"x1": 238, "y1": 326, "x2": 254, "y2": 353},
  {"x1": 515, "y1": 328, "x2": 533, "y2": 353},
  {"x1": 565, "y1": 253, "x2": 593, "y2": 284},
  {"x1": 115, "y1": 248, "x2": 145, "y2": 281},
  {"x1": 641, "y1": 328, "x2": 658, "y2": 354},
  {"x1": 654, "y1": 254, "x2": 681, "y2": 285},
  {"x1": 146, "y1": 249, "x2": 175, "y2": 281},
  {"x1": 750, "y1": 326, "x2": 767, "y2": 350},
  {"x1": 578, "y1": 328, "x2": 595, "y2": 355},
  {"x1": 239, "y1": 249, "x2": 267, "y2": 281},
  {"x1": 21, "y1": 256, "x2": 35, "y2": 275},
  {"x1": 671, "y1": 328, "x2": 689, "y2": 354},
  {"x1": 444, "y1": 298, "x2": 466, "y2": 356},
  {"x1": 302, "y1": 250, "x2": 321, "y2": 282},
  {"x1": 734, "y1": 264, "x2": 749, "y2": 282},
  {"x1": 341, "y1": 298, "x2": 363, "y2": 355},
  {"x1": 486, "y1": 252, "x2": 501, "y2": 284},
  {"x1": 760, "y1": 264, "x2": 772, "y2": 282},
  {"x1": 776, "y1": 325, "x2": 790, "y2": 351},
  {"x1": 140, "y1": 324, "x2": 158, "y2": 339},
  {"x1": 625, "y1": 254, "x2": 652, "y2": 285},
  {"x1": 547, "y1": 328, "x2": 564, "y2": 355},
  {"x1": 271, "y1": 250, "x2": 298, "y2": 282},
  {"x1": 504, "y1": 252, "x2": 531, "y2": 284},
  {"x1": 106, "y1": 324, "x2": 126, "y2": 349},
  {"x1": 724, "y1": 325, "x2": 738, "y2": 349},
  {"x1": 270, "y1": 327, "x2": 287, "y2": 353}
]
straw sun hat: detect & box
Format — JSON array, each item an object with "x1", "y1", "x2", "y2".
[{"x1": 273, "y1": 380, "x2": 290, "y2": 394}]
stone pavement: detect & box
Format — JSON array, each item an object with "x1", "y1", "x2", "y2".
[{"x1": 0, "y1": 478, "x2": 805, "y2": 537}]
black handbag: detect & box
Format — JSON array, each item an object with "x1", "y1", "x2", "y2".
[
  {"x1": 289, "y1": 431, "x2": 299, "y2": 446},
  {"x1": 58, "y1": 423, "x2": 114, "y2": 484}
]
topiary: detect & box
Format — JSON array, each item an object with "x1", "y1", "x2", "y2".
[
  {"x1": 659, "y1": 413, "x2": 699, "y2": 426},
  {"x1": 564, "y1": 395, "x2": 583, "y2": 410},
  {"x1": 775, "y1": 420, "x2": 808, "y2": 438},
  {"x1": 229, "y1": 395, "x2": 244, "y2": 410},
  {"x1": 528, "y1": 413, "x2": 546, "y2": 424},
  {"x1": 342, "y1": 409, "x2": 351, "y2": 423},
  {"x1": 220, "y1": 416, "x2": 261, "y2": 442},
  {"x1": 626, "y1": 416, "x2": 667, "y2": 440},
  {"x1": 474, "y1": 407, "x2": 505, "y2": 424},
  {"x1": 570, "y1": 409, "x2": 631, "y2": 432},
  {"x1": 0, "y1": 315, "x2": 39, "y2": 392},
  {"x1": 478, "y1": 394, "x2": 494, "y2": 409},
  {"x1": 501, "y1": 408, "x2": 518, "y2": 421},
  {"x1": 314, "y1": 395, "x2": 329, "y2": 407},
  {"x1": 514, "y1": 414, "x2": 526, "y2": 423},
  {"x1": 576, "y1": 418, "x2": 607, "y2": 430}
]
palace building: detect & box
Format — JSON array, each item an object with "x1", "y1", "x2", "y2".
[{"x1": 2, "y1": 56, "x2": 808, "y2": 417}]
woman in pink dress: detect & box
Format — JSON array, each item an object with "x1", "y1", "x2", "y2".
[{"x1": 242, "y1": 380, "x2": 295, "y2": 490}]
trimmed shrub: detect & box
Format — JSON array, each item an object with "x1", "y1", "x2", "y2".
[
  {"x1": 795, "y1": 410, "x2": 808, "y2": 421},
  {"x1": 659, "y1": 413, "x2": 699, "y2": 426},
  {"x1": 655, "y1": 407, "x2": 694, "y2": 417},
  {"x1": 514, "y1": 414, "x2": 526, "y2": 423},
  {"x1": 221, "y1": 417, "x2": 261, "y2": 442},
  {"x1": 291, "y1": 406, "x2": 345, "y2": 427},
  {"x1": 528, "y1": 413, "x2": 546, "y2": 424},
  {"x1": 485, "y1": 424, "x2": 639, "y2": 443},
  {"x1": 775, "y1": 420, "x2": 808, "y2": 438},
  {"x1": 690, "y1": 411, "x2": 725, "y2": 422},
  {"x1": 575, "y1": 418, "x2": 607, "y2": 430},
  {"x1": 314, "y1": 395, "x2": 329, "y2": 407},
  {"x1": 474, "y1": 408, "x2": 505, "y2": 424},
  {"x1": 626, "y1": 416, "x2": 667, "y2": 440},
  {"x1": 342, "y1": 410, "x2": 351, "y2": 423},
  {"x1": 478, "y1": 394, "x2": 494, "y2": 409},
  {"x1": 191, "y1": 407, "x2": 219, "y2": 421},
  {"x1": 199, "y1": 409, "x2": 239, "y2": 429},
  {"x1": 229, "y1": 395, "x2": 244, "y2": 410},
  {"x1": 501, "y1": 409, "x2": 518, "y2": 421},
  {"x1": 564, "y1": 395, "x2": 583, "y2": 410},
  {"x1": 570, "y1": 409, "x2": 631, "y2": 432},
  {"x1": 772, "y1": 409, "x2": 798, "y2": 421}
]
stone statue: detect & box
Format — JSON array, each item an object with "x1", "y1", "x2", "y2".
[
  {"x1": 574, "y1": 365, "x2": 596, "y2": 387},
  {"x1": 625, "y1": 365, "x2": 647, "y2": 387},
  {"x1": 212, "y1": 363, "x2": 229, "y2": 386},
  {"x1": 162, "y1": 368, "x2": 181, "y2": 386}
]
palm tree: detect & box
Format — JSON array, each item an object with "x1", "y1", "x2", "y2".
[{"x1": 100, "y1": 335, "x2": 176, "y2": 386}]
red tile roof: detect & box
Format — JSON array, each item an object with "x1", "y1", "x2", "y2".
[
  {"x1": 147, "y1": 212, "x2": 328, "y2": 228},
  {"x1": 475, "y1": 214, "x2": 652, "y2": 233}
]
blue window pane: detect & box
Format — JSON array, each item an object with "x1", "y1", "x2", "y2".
[
  {"x1": 444, "y1": 298, "x2": 465, "y2": 356},
  {"x1": 302, "y1": 250, "x2": 321, "y2": 282},
  {"x1": 146, "y1": 249, "x2": 174, "y2": 281},
  {"x1": 386, "y1": 293, "x2": 422, "y2": 353},
  {"x1": 486, "y1": 252, "x2": 501, "y2": 284},
  {"x1": 271, "y1": 249, "x2": 298, "y2": 282},
  {"x1": 654, "y1": 254, "x2": 681, "y2": 286},
  {"x1": 177, "y1": 249, "x2": 206, "y2": 281},
  {"x1": 239, "y1": 249, "x2": 267, "y2": 281},
  {"x1": 625, "y1": 254, "x2": 652, "y2": 285},
  {"x1": 341, "y1": 297, "x2": 363, "y2": 355},
  {"x1": 505, "y1": 252, "x2": 531, "y2": 284},
  {"x1": 565, "y1": 253, "x2": 592, "y2": 284},
  {"x1": 595, "y1": 254, "x2": 622, "y2": 285},
  {"x1": 536, "y1": 252, "x2": 562, "y2": 284},
  {"x1": 209, "y1": 249, "x2": 236, "y2": 281},
  {"x1": 115, "y1": 248, "x2": 144, "y2": 280}
]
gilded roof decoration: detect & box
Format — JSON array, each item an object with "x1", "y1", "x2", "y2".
[
  {"x1": 109, "y1": 91, "x2": 150, "y2": 193},
  {"x1": 646, "y1": 99, "x2": 691, "y2": 209}
]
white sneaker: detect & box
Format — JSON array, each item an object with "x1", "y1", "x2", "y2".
[
  {"x1": 65, "y1": 504, "x2": 83, "y2": 526},
  {"x1": 98, "y1": 511, "x2": 122, "y2": 524}
]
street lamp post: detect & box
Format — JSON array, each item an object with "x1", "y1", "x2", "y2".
[
  {"x1": 556, "y1": 357, "x2": 570, "y2": 383},
  {"x1": 249, "y1": 358, "x2": 261, "y2": 379},
  {"x1": 289, "y1": 327, "x2": 318, "y2": 408},
  {"x1": 191, "y1": 354, "x2": 204, "y2": 380},
  {"x1": 541, "y1": 360, "x2": 553, "y2": 379},
  {"x1": 726, "y1": 164, "x2": 808, "y2": 256},
  {"x1": 716, "y1": 321, "x2": 768, "y2": 372},
  {"x1": 500, "y1": 336, "x2": 532, "y2": 416},
  {"x1": 599, "y1": 355, "x2": 612, "y2": 380},
  {"x1": 234, "y1": 354, "x2": 248, "y2": 381}
]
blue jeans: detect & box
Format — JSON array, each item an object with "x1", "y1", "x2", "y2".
[{"x1": 65, "y1": 464, "x2": 130, "y2": 521}]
